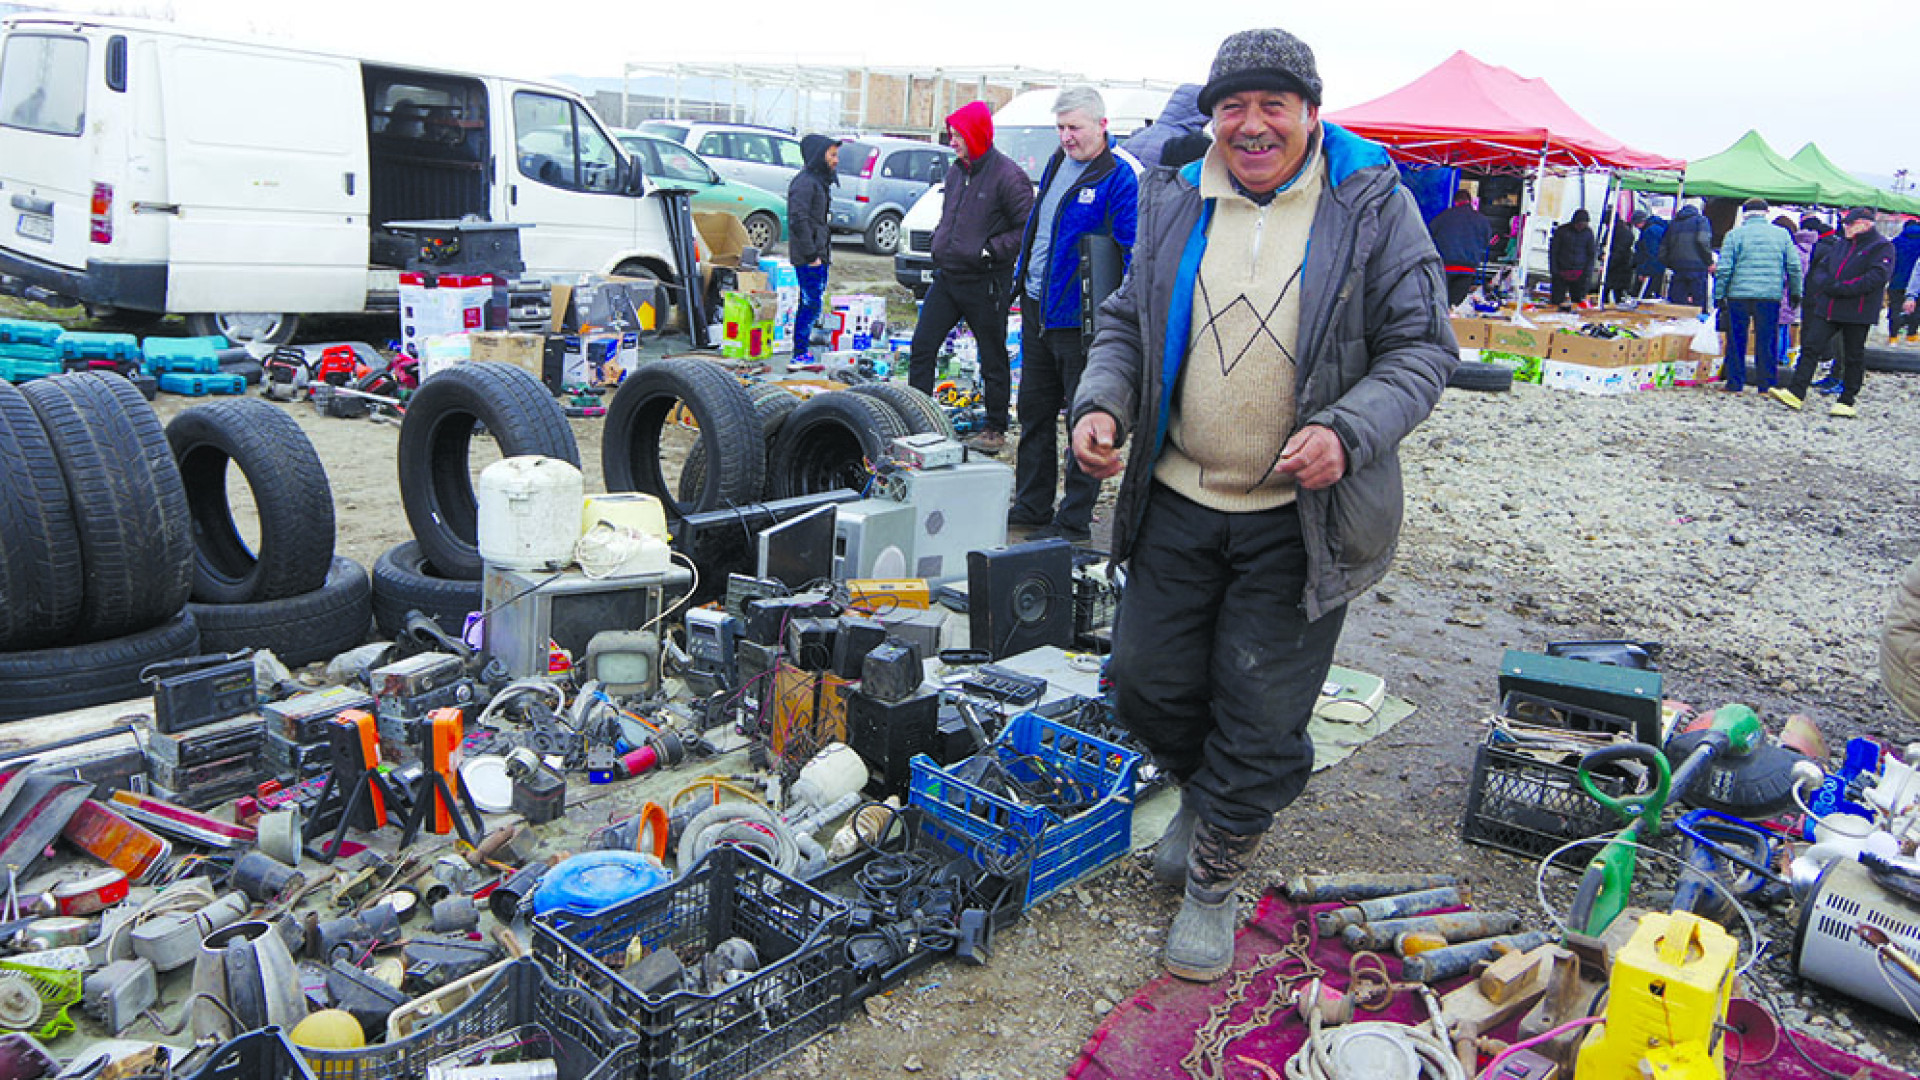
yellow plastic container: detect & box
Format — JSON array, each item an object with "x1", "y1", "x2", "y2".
[{"x1": 1575, "y1": 910, "x2": 1736, "y2": 1079}]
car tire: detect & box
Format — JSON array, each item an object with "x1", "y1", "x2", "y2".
[
  {"x1": 743, "y1": 212, "x2": 781, "y2": 252},
  {"x1": 603, "y1": 358, "x2": 763, "y2": 520},
  {"x1": 1863, "y1": 346, "x2": 1920, "y2": 374},
  {"x1": 863, "y1": 211, "x2": 903, "y2": 256},
  {"x1": 767, "y1": 390, "x2": 910, "y2": 498},
  {"x1": 846, "y1": 382, "x2": 956, "y2": 439},
  {"x1": 189, "y1": 557, "x2": 371, "y2": 668},
  {"x1": 371, "y1": 541, "x2": 483, "y2": 641},
  {"x1": 184, "y1": 313, "x2": 300, "y2": 347},
  {"x1": 398, "y1": 362, "x2": 579, "y2": 581},
  {"x1": 22, "y1": 373, "x2": 194, "y2": 642},
  {"x1": 0, "y1": 380, "x2": 83, "y2": 650},
  {"x1": 679, "y1": 383, "x2": 799, "y2": 504},
  {"x1": 167, "y1": 398, "x2": 335, "y2": 604},
  {"x1": 0, "y1": 610, "x2": 199, "y2": 722},
  {"x1": 1446, "y1": 361, "x2": 1515, "y2": 393}
]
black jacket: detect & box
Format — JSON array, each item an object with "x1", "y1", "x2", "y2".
[
  {"x1": 787, "y1": 134, "x2": 837, "y2": 266},
  {"x1": 1806, "y1": 230, "x2": 1896, "y2": 325},
  {"x1": 1607, "y1": 224, "x2": 1637, "y2": 288},
  {"x1": 1549, "y1": 223, "x2": 1596, "y2": 279},
  {"x1": 931, "y1": 148, "x2": 1034, "y2": 280},
  {"x1": 1660, "y1": 206, "x2": 1713, "y2": 273}
]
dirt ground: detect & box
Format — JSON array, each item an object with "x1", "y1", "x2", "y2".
[{"x1": 11, "y1": 241, "x2": 1920, "y2": 1078}]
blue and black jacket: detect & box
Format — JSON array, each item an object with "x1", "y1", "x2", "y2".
[{"x1": 1013, "y1": 142, "x2": 1139, "y2": 331}]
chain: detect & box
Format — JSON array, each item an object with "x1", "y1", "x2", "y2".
[{"x1": 1181, "y1": 920, "x2": 1327, "y2": 1080}]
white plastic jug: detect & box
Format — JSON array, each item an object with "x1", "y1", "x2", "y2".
[{"x1": 477, "y1": 456, "x2": 584, "y2": 571}]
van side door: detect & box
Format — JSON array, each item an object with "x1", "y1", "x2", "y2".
[{"x1": 156, "y1": 38, "x2": 368, "y2": 312}]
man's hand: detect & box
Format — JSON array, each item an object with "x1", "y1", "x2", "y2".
[
  {"x1": 810, "y1": 259, "x2": 823, "y2": 268},
  {"x1": 1276, "y1": 424, "x2": 1346, "y2": 490},
  {"x1": 1072, "y1": 413, "x2": 1123, "y2": 479},
  {"x1": 1906, "y1": 298, "x2": 1916, "y2": 315}
]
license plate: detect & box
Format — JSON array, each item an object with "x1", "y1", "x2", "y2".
[
  {"x1": 920, "y1": 269, "x2": 934, "y2": 283},
  {"x1": 15, "y1": 213, "x2": 52, "y2": 243}
]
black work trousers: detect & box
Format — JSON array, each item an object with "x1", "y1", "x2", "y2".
[
  {"x1": 1011, "y1": 293, "x2": 1098, "y2": 532},
  {"x1": 1109, "y1": 485, "x2": 1348, "y2": 836},
  {"x1": 906, "y1": 270, "x2": 1013, "y2": 433},
  {"x1": 1789, "y1": 315, "x2": 1868, "y2": 405}
]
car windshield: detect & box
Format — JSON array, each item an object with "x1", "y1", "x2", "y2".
[
  {"x1": 622, "y1": 136, "x2": 712, "y2": 184},
  {"x1": 994, "y1": 126, "x2": 1061, "y2": 182}
]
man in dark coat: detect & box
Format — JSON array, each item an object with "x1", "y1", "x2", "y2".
[
  {"x1": 1604, "y1": 211, "x2": 1640, "y2": 304},
  {"x1": 1427, "y1": 190, "x2": 1493, "y2": 306},
  {"x1": 1660, "y1": 201, "x2": 1714, "y2": 311},
  {"x1": 905, "y1": 101, "x2": 1035, "y2": 454},
  {"x1": 786, "y1": 134, "x2": 840, "y2": 362},
  {"x1": 1774, "y1": 206, "x2": 1894, "y2": 417},
  {"x1": 1071, "y1": 27, "x2": 1455, "y2": 984},
  {"x1": 1633, "y1": 210, "x2": 1669, "y2": 298},
  {"x1": 1548, "y1": 209, "x2": 1596, "y2": 309}
]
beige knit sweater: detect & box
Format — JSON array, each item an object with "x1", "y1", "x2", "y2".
[{"x1": 1155, "y1": 136, "x2": 1325, "y2": 512}]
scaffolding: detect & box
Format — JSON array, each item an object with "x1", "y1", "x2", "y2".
[{"x1": 616, "y1": 59, "x2": 1177, "y2": 139}]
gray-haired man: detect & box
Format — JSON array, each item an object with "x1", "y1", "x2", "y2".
[{"x1": 1071, "y1": 28, "x2": 1456, "y2": 981}]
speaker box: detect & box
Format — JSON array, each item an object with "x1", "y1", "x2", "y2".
[
  {"x1": 785, "y1": 617, "x2": 838, "y2": 671},
  {"x1": 744, "y1": 593, "x2": 835, "y2": 647},
  {"x1": 860, "y1": 639, "x2": 924, "y2": 703},
  {"x1": 846, "y1": 690, "x2": 941, "y2": 798},
  {"x1": 966, "y1": 538, "x2": 1075, "y2": 660},
  {"x1": 832, "y1": 616, "x2": 889, "y2": 681}
]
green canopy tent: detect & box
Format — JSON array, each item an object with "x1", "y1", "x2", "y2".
[
  {"x1": 1618, "y1": 130, "x2": 1822, "y2": 203},
  {"x1": 1788, "y1": 143, "x2": 1920, "y2": 215}
]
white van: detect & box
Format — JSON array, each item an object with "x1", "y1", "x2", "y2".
[
  {"x1": 0, "y1": 15, "x2": 680, "y2": 343},
  {"x1": 892, "y1": 85, "x2": 1170, "y2": 298}
]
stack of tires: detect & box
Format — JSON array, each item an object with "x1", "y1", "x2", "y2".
[
  {"x1": 375, "y1": 362, "x2": 580, "y2": 638},
  {"x1": 169, "y1": 398, "x2": 371, "y2": 668},
  {"x1": 598, "y1": 359, "x2": 955, "y2": 512}
]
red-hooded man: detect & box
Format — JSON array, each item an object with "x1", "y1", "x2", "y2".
[{"x1": 906, "y1": 100, "x2": 1035, "y2": 454}]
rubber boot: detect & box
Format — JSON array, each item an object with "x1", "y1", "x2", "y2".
[
  {"x1": 1163, "y1": 820, "x2": 1262, "y2": 982},
  {"x1": 1149, "y1": 788, "x2": 1197, "y2": 886}
]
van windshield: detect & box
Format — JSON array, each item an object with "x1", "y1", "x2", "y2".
[
  {"x1": 995, "y1": 126, "x2": 1061, "y2": 182},
  {"x1": 0, "y1": 34, "x2": 87, "y2": 136}
]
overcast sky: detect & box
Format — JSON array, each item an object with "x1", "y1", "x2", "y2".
[{"x1": 34, "y1": 0, "x2": 1920, "y2": 184}]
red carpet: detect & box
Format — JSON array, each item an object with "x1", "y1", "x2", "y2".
[{"x1": 1066, "y1": 891, "x2": 1913, "y2": 1080}]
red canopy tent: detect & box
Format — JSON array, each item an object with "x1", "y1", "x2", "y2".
[{"x1": 1325, "y1": 51, "x2": 1683, "y2": 173}]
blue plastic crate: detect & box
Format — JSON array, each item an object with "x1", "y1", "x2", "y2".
[
  {"x1": 0, "y1": 358, "x2": 62, "y2": 383},
  {"x1": 158, "y1": 372, "x2": 246, "y2": 396},
  {"x1": 531, "y1": 846, "x2": 851, "y2": 1080},
  {"x1": 0, "y1": 318, "x2": 62, "y2": 346},
  {"x1": 909, "y1": 710, "x2": 1140, "y2": 909},
  {"x1": 142, "y1": 335, "x2": 226, "y2": 374},
  {"x1": 0, "y1": 342, "x2": 60, "y2": 363},
  {"x1": 55, "y1": 330, "x2": 140, "y2": 362}
]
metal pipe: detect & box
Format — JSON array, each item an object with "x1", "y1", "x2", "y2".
[
  {"x1": 1315, "y1": 886, "x2": 1465, "y2": 937},
  {"x1": 1285, "y1": 872, "x2": 1462, "y2": 905},
  {"x1": 1339, "y1": 910, "x2": 1523, "y2": 952},
  {"x1": 1401, "y1": 931, "x2": 1554, "y2": 984}
]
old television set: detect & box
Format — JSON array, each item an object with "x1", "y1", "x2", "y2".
[{"x1": 483, "y1": 564, "x2": 693, "y2": 679}]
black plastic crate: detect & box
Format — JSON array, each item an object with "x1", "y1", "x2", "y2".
[
  {"x1": 531, "y1": 846, "x2": 852, "y2": 1080},
  {"x1": 184, "y1": 1031, "x2": 316, "y2": 1080},
  {"x1": 300, "y1": 958, "x2": 630, "y2": 1080},
  {"x1": 1461, "y1": 739, "x2": 1634, "y2": 869}
]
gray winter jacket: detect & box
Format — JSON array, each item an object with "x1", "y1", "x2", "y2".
[{"x1": 1072, "y1": 124, "x2": 1458, "y2": 621}]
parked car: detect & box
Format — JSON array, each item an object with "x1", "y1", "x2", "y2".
[
  {"x1": 0, "y1": 13, "x2": 681, "y2": 344},
  {"x1": 615, "y1": 131, "x2": 786, "y2": 251},
  {"x1": 893, "y1": 87, "x2": 1169, "y2": 299},
  {"x1": 831, "y1": 136, "x2": 952, "y2": 255},
  {"x1": 638, "y1": 121, "x2": 805, "y2": 199}
]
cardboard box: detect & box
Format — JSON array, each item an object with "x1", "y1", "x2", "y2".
[
  {"x1": 561, "y1": 332, "x2": 638, "y2": 389},
  {"x1": 1486, "y1": 323, "x2": 1552, "y2": 358},
  {"x1": 735, "y1": 270, "x2": 770, "y2": 295},
  {"x1": 1633, "y1": 301, "x2": 1705, "y2": 320},
  {"x1": 1669, "y1": 359, "x2": 1700, "y2": 385},
  {"x1": 400, "y1": 273, "x2": 496, "y2": 350},
  {"x1": 1447, "y1": 316, "x2": 1485, "y2": 348},
  {"x1": 1541, "y1": 360, "x2": 1636, "y2": 396},
  {"x1": 1550, "y1": 334, "x2": 1646, "y2": 368},
  {"x1": 469, "y1": 331, "x2": 547, "y2": 379}
]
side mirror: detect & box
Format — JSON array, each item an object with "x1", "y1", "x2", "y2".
[{"x1": 623, "y1": 158, "x2": 648, "y2": 197}]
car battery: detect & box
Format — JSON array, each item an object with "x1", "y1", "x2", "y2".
[
  {"x1": 145, "y1": 715, "x2": 265, "y2": 771},
  {"x1": 511, "y1": 768, "x2": 566, "y2": 825},
  {"x1": 263, "y1": 686, "x2": 376, "y2": 744}
]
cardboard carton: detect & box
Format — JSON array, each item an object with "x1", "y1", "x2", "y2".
[
  {"x1": 1550, "y1": 333, "x2": 1646, "y2": 368},
  {"x1": 1487, "y1": 323, "x2": 1552, "y2": 358},
  {"x1": 469, "y1": 331, "x2": 547, "y2": 380}
]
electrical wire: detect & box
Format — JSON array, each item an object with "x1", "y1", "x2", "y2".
[
  {"x1": 1471, "y1": 1016, "x2": 1602, "y2": 1079},
  {"x1": 1534, "y1": 835, "x2": 1763, "y2": 975},
  {"x1": 1745, "y1": 950, "x2": 1855, "y2": 1080}
]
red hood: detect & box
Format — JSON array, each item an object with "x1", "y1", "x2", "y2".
[{"x1": 947, "y1": 100, "x2": 994, "y2": 160}]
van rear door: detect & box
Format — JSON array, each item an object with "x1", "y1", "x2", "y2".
[
  {"x1": 156, "y1": 38, "x2": 368, "y2": 312},
  {"x1": 0, "y1": 29, "x2": 95, "y2": 271}
]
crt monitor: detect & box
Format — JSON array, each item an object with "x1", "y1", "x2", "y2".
[{"x1": 757, "y1": 504, "x2": 837, "y2": 590}]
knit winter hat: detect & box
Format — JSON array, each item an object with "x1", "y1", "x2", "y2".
[
  {"x1": 1199, "y1": 28, "x2": 1323, "y2": 112},
  {"x1": 1844, "y1": 205, "x2": 1876, "y2": 225}
]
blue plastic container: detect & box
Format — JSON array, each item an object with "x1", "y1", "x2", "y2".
[
  {"x1": 55, "y1": 331, "x2": 140, "y2": 362},
  {"x1": 157, "y1": 372, "x2": 246, "y2": 396},
  {"x1": 142, "y1": 335, "x2": 226, "y2": 374},
  {"x1": 0, "y1": 318, "x2": 63, "y2": 346},
  {"x1": 530, "y1": 850, "x2": 671, "y2": 917},
  {"x1": 0, "y1": 358, "x2": 62, "y2": 383}
]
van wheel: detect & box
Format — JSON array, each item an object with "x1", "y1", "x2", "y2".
[
  {"x1": 863, "y1": 212, "x2": 902, "y2": 256},
  {"x1": 185, "y1": 313, "x2": 300, "y2": 346},
  {"x1": 743, "y1": 212, "x2": 780, "y2": 252}
]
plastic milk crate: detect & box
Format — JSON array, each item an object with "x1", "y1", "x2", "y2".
[
  {"x1": 531, "y1": 846, "x2": 853, "y2": 1080},
  {"x1": 909, "y1": 711, "x2": 1141, "y2": 910},
  {"x1": 1460, "y1": 737, "x2": 1636, "y2": 869}
]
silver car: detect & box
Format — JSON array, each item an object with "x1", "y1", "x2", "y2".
[
  {"x1": 832, "y1": 136, "x2": 953, "y2": 255},
  {"x1": 638, "y1": 121, "x2": 806, "y2": 198}
]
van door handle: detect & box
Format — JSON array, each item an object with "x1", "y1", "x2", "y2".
[
  {"x1": 344, "y1": 172, "x2": 356, "y2": 196},
  {"x1": 10, "y1": 194, "x2": 53, "y2": 215},
  {"x1": 132, "y1": 202, "x2": 180, "y2": 215},
  {"x1": 509, "y1": 185, "x2": 517, "y2": 206}
]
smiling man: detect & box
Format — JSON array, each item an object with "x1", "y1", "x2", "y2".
[{"x1": 1070, "y1": 27, "x2": 1457, "y2": 982}]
